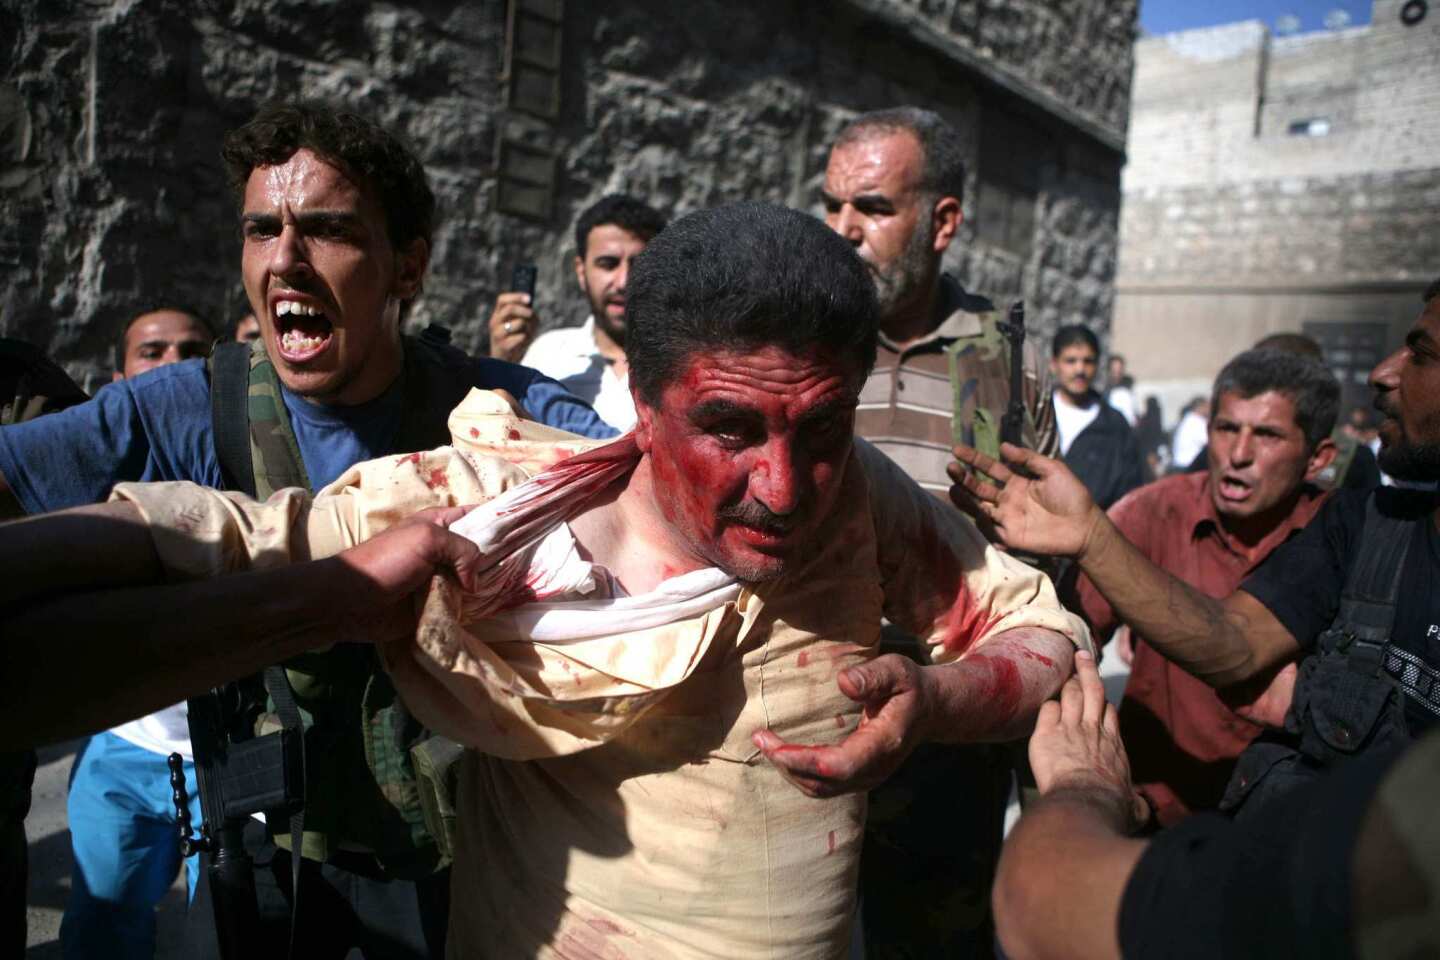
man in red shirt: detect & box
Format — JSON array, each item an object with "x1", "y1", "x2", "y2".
[{"x1": 967, "y1": 347, "x2": 1341, "y2": 824}]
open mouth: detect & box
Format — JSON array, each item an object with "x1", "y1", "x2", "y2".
[
  {"x1": 273, "y1": 298, "x2": 334, "y2": 362},
  {"x1": 1218, "y1": 474, "x2": 1252, "y2": 501}
]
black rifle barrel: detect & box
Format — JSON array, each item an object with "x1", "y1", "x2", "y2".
[{"x1": 1000, "y1": 301, "x2": 1027, "y2": 447}]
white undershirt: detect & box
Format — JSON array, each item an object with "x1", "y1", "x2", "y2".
[{"x1": 1053, "y1": 395, "x2": 1101, "y2": 456}]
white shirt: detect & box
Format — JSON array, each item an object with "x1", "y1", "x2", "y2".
[
  {"x1": 521, "y1": 317, "x2": 636, "y2": 432},
  {"x1": 1106, "y1": 384, "x2": 1137, "y2": 426},
  {"x1": 110, "y1": 704, "x2": 192, "y2": 759},
  {"x1": 1053, "y1": 395, "x2": 1102, "y2": 456},
  {"x1": 1172, "y1": 410, "x2": 1209, "y2": 471}
]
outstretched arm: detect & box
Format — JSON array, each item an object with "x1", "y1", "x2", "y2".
[
  {"x1": 0, "y1": 507, "x2": 481, "y2": 749},
  {"x1": 949, "y1": 442, "x2": 1299, "y2": 687},
  {"x1": 993, "y1": 650, "x2": 1148, "y2": 960},
  {"x1": 0, "y1": 500, "x2": 161, "y2": 608}
]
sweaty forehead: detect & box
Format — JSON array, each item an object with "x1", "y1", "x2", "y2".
[
  {"x1": 825, "y1": 132, "x2": 923, "y2": 195},
  {"x1": 243, "y1": 149, "x2": 366, "y2": 213}
]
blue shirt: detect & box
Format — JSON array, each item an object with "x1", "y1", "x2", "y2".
[{"x1": 0, "y1": 354, "x2": 616, "y2": 513}]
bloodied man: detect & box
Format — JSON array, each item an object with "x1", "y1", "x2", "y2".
[{"x1": 19, "y1": 202, "x2": 1089, "y2": 957}]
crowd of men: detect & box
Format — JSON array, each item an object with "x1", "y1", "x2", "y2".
[{"x1": 0, "y1": 97, "x2": 1436, "y2": 960}]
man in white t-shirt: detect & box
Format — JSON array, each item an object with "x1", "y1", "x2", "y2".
[
  {"x1": 63, "y1": 305, "x2": 215, "y2": 958},
  {"x1": 1051, "y1": 324, "x2": 1145, "y2": 509},
  {"x1": 487, "y1": 195, "x2": 667, "y2": 432}
]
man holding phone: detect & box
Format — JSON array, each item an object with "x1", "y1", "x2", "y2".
[{"x1": 486, "y1": 194, "x2": 667, "y2": 432}]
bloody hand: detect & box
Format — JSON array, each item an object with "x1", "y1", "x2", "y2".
[{"x1": 752, "y1": 654, "x2": 932, "y2": 799}]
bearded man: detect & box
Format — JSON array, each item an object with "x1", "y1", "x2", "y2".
[{"x1": 821, "y1": 107, "x2": 1059, "y2": 953}]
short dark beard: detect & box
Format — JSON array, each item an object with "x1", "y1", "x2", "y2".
[
  {"x1": 1379, "y1": 439, "x2": 1440, "y2": 482},
  {"x1": 873, "y1": 213, "x2": 935, "y2": 319},
  {"x1": 588, "y1": 292, "x2": 625, "y2": 348}
]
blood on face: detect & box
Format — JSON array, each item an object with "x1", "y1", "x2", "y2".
[{"x1": 635, "y1": 345, "x2": 862, "y2": 582}]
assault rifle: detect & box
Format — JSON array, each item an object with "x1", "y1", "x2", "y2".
[
  {"x1": 170, "y1": 669, "x2": 305, "y2": 959},
  {"x1": 997, "y1": 301, "x2": 1027, "y2": 447}
]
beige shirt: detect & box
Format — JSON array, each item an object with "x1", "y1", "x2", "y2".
[{"x1": 113, "y1": 390, "x2": 1089, "y2": 959}]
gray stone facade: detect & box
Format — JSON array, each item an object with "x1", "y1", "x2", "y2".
[
  {"x1": 1115, "y1": 0, "x2": 1440, "y2": 421},
  {"x1": 1, "y1": 0, "x2": 1136, "y2": 388}
]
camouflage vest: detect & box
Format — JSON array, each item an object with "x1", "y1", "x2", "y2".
[{"x1": 210, "y1": 332, "x2": 478, "y2": 876}]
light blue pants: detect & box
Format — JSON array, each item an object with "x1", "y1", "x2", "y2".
[{"x1": 61, "y1": 732, "x2": 202, "y2": 960}]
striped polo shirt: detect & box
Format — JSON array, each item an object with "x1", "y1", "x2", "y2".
[{"x1": 854, "y1": 276, "x2": 1057, "y2": 496}]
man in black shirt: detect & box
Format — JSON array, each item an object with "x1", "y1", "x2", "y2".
[
  {"x1": 951, "y1": 278, "x2": 1440, "y2": 803},
  {"x1": 993, "y1": 647, "x2": 1439, "y2": 960},
  {"x1": 1050, "y1": 325, "x2": 1145, "y2": 509}
]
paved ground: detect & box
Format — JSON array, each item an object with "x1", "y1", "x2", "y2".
[{"x1": 25, "y1": 739, "x2": 187, "y2": 958}]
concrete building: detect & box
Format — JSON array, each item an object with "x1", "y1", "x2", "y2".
[
  {"x1": 0, "y1": 0, "x2": 1136, "y2": 388},
  {"x1": 1115, "y1": 0, "x2": 1440, "y2": 422}
]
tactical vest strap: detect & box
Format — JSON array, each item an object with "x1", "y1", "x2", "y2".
[
  {"x1": 227, "y1": 334, "x2": 471, "y2": 872},
  {"x1": 209, "y1": 342, "x2": 257, "y2": 499},
  {"x1": 262, "y1": 664, "x2": 305, "y2": 953},
  {"x1": 1225, "y1": 492, "x2": 1419, "y2": 819},
  {"x1": 1321, "y1": 494, "x2": 1414, "y2": 655},
  {"x1": 245, "y1": 345, "x2": 310, "y2": 499}
]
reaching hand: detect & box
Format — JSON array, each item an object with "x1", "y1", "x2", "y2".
[
  {"x1": 752, "y1": 654, "x2": 932, "y2": 799},
  {"x1": 947, "y1": 442, "x2": 1105, "y2": 559},
  {"x1": 1029, "y1": 650, "x2": 1148, "y2": 829},
  {"x1": 488, "y1": 292, "x2": 539, "y2": 363},
  {"x1": 331, "y1": 506, "x2": 482, "y2": 644},
  {"x1": 1220, "y1": 661, "x2": 1297, "y2": 730},
  {"x1": 489, "y1": 388, "x2": 531, "y2": 421}
]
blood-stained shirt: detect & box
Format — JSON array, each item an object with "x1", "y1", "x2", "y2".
[
  {"x1": 112, "y1": 389, "x2": 1089, "y2": 959},
  {"x1": 1072, "y1": 471, "x2": 1327, "y2": 826}
]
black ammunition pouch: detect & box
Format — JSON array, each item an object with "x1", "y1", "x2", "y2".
[{"x1": 1221, "y1": 493, "x2": 1415, "y2": 820}]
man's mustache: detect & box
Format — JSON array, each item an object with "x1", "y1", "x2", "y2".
[{"x1": 717, "y1": 500, "x2": 796, "y2": 533}]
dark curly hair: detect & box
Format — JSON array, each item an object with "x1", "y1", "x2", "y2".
[
  {"x1": 574, "y1": 195, "x2": 668, "y2": 257},
  {"x1": 222, "y1": 101, "x2": 436, "y2": 259}
]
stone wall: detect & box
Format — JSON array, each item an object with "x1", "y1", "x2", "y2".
[
  {"x1": 1114, "y1": 0, "x2": 1440, "y2": 423},
  {"x1": 0, "y1": 0, "x2": 1135, "y2": 386}
]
